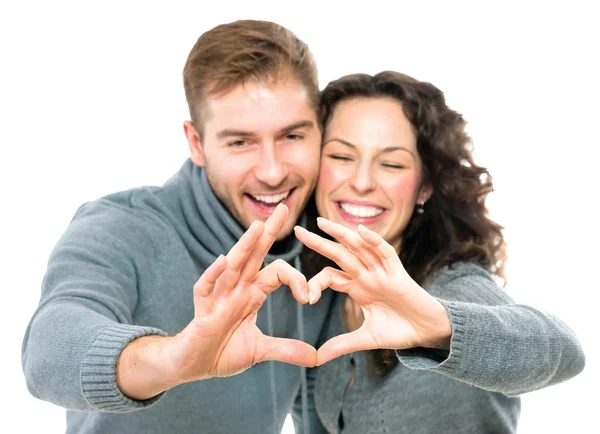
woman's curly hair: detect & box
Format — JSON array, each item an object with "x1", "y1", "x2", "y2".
[{"x1": 303, "y1": 71, "x2": 507, "y2": 376}]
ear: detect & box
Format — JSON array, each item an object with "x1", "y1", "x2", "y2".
[
  {"x1": 183, "y1": 120, "x2": 205, "y2": 167},
  {"x1": 417, "y1": 181, "x2": 433, "y2": 205}
]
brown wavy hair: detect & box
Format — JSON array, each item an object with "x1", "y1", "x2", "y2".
[{"x1": 303, "y1": 71, "x2": 507, "y2": 376}]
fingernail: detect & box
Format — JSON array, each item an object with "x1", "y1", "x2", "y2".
[
  {"x1": 308, "y1": 290, "x2": 314, "y2": 305},
  {"x1": 302, "y1": 288, "x2": 309, "y2": 303},
  {"x1": 295, "y1": 280, "x2": 307, "y2": 303},
  {"x1": 317, "y1": 217, "x2": 330, "y2": 226}
]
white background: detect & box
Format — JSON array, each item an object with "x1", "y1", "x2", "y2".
[{"x1": 1, "y1": 1, "x2": 597, "y2": 433}]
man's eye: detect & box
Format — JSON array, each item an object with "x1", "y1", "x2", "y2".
[
  {"x1": 228, "y1": 140, "x2": 247, "y2": 148},
  {"x1": 285, "y1": 133, "x2": 303, "y2": 141}
]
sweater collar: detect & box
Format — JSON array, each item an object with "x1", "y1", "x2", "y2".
[{"x1": 173, "y1": 159, "x2": 305, "y2": 262}]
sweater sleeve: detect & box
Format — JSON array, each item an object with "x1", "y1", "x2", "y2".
[
  {"x1": 22, "y1": 198, "x2": 168, "y2": 412},
  {"x1": 396, "y1": 263, "x2": 585, "y2": 396}
]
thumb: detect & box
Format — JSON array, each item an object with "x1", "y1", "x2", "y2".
[
  {"x1": 255, "y1": 335, "x2": 317, "y2": 367},
  {"x1": 317, "y1": 328, "x2": 377, "y2": 365}
]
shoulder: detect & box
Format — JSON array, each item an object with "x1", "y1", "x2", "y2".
[
  {"x1": 59, "y1": 186, "x2": 173, "y2": 256},
  {"x1": 75, "y1": 185, "x2": 168, "y2": 227}
]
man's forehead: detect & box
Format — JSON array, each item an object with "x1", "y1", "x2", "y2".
[
  {"x1": 208, "y1": 78, "x2": 311, "y2": 110},
  {"x1": 203, "y1": 79, "x2": 318, "y2": 137}
]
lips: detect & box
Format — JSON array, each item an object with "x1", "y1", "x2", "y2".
[
  {"x1": 338, "y1": 202, "x2": 384, "y2": 218},
  {"x1": 335, "y1": 200, "x2": 387, "y2": 225},
  {"x1": 249, "y1": 190, "x2": 291, "y2": 205},
  {"x1": 245, "y1": 188, "x2": 296, "y2": 216}
]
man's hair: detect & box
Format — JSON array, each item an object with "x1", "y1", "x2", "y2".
[{"x1": 183, "y1": 20, "x2": 319, "y2": 139}]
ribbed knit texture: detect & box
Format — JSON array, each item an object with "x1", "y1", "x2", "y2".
[{"x1": 81, "y1": 325, "x2": 167, "y2": 412}]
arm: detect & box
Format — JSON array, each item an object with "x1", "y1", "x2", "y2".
[
  {"x1": 396, "y1": 264, "x2": 586, "y2": 396},
  {"x1": 296, "y1": 218, "x2": 585, "y2": 397},
  {"x1": 23, "y1": 202, "x2": 314, "y2": 411},
  {"x1": 22, "y1": 201, "x2": 168, "y2": 412},
  {"x1": 114, "y1": 204, "x2": 315, "y2": 401}
]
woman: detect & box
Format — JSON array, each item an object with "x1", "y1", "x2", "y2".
[{"x1": 294, "y1": 71, "x2": 585, "y2": 433}]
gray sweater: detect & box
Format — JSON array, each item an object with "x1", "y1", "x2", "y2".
[
  {"x1": 22, "y1": 159, "x2": 333, "y2": 434},
  {"x1": 311, "y1": 263, "x2": 585, "y2": 434}
]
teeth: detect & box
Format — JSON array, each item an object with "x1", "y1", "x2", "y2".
[
  {"x1": 251, "y1": 191, "x2": 290, "y2": 204},
  {"x1": 339, "y1": 202, "x2": 384, "y2": 218}
]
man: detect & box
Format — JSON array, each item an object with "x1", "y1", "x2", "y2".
[{"x1": 22, "y1": 20, "x2": 331, "y2": 434}]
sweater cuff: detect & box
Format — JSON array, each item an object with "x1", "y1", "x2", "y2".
[
  {"x1": 396, "y1": 299, "x2": 467, "y2": 374},
  {"x1": 81, "y1": 324, "x2": 168, "y2": 412}
]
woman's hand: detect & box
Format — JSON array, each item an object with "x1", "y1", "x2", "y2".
[{"x1": 294, "y1": 217, "x2": 452, "y2": 365}]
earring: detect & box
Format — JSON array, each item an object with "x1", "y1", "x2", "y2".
[{"x1": 416, "y1": 202, "x2": 425, "y2": 214}]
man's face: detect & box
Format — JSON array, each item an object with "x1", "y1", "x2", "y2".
[{"x1": 186, "y1": 77, "x2": 321, "y2": 239}]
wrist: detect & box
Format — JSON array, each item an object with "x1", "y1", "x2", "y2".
[
  {"x1": 424, "y1": 300, "x2": 452, "y2": 350},
  {"x1": 116, "y1": 335, "x2": 179, "y2": 400}
]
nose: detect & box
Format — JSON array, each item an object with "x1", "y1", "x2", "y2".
[
  {"x1": 349, "y1": 162, "x2": 376, "y2": 194},
  {"x1": 254, "y1": 142, "x2": 288, "y2": 187}
]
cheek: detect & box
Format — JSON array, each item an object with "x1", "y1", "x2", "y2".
[
  {"x1": 315, "y1": 162, "x2": 341, "y2": 217},
  {"x1": 213, "y1": 155, "x2": 253, "y2": 192},
  {"x1": 316, "y1": 162, "x2": 340, "y2": 197},
  {"x1": 286, "y1": 142, "x2": 321, "y2": 178},
  {"x1": 384, "y1": 172, "x2": 422, "y2": 205}
]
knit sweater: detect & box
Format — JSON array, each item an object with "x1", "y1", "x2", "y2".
[
  {"x1": 310, "y1": 263, "x2": 585, "y2": 434},
  {"x1": 22, "y1": 159, "x2": 332, "y2": 434}
]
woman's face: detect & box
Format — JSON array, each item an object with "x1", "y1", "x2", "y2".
[{"x1": 316, "y1": 97, "x2": 432, "y2": 252}]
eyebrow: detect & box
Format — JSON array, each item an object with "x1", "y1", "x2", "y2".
[
  {"x1": 216, "y1": 120, "x2": 315, "y2": 140},
  {"x1": 323, "y1": 138, "x2": 417, "y2": 158}
]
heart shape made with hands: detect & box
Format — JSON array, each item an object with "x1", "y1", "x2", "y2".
[
  {"x1": 294, "y1": 217, "x2": 452, "y2": 366},
  {"x1": 180, "y1": 204, "x2": 450, "y2": 382}
]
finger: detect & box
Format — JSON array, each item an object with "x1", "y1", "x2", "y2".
[
  {"x1": 254, "y1": 259, "x2": 309, "y2": 303},
  {"x1": 193, "y1": 255, "x2": 228, "y2": 298},
  {"x1": 226, "y1": 220, "x2": 265, "y2": 270},
  {"x1": 255, "y1": 335, "x2": 317, "y2": 367},
  {"x1": 240, "y1": 203, "x2": 289, "y2": 281},
  {"x1": 215, "y1": 221, "x2": 265, "y2": 295},
  {"x1": 307, "y1": 267, "x2": 352, "y2": 303},
  {"x1": 294, "y1": 225, "x2": 364, "y2": 276},
  {"x1": 316, "y1": 328, "x2": 378, "y2": 365},
  {"x1": 357, "y1": 224, "x2": 401, "y2": 275},
  {"x1": 316, "y1": 217, "x2": 381, "y2": 270}
]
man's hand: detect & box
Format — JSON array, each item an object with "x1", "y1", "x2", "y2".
[{"x1": 116, "y1": 204, "x2": 315, "y2": 400}]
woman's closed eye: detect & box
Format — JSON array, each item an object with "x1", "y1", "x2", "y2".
[
  {"x1": 381, "y1": 163, "x2": 405, "y2": 169},
  {"x1": 327, "y1": 154, "x2": 354, "y2": 162}
]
